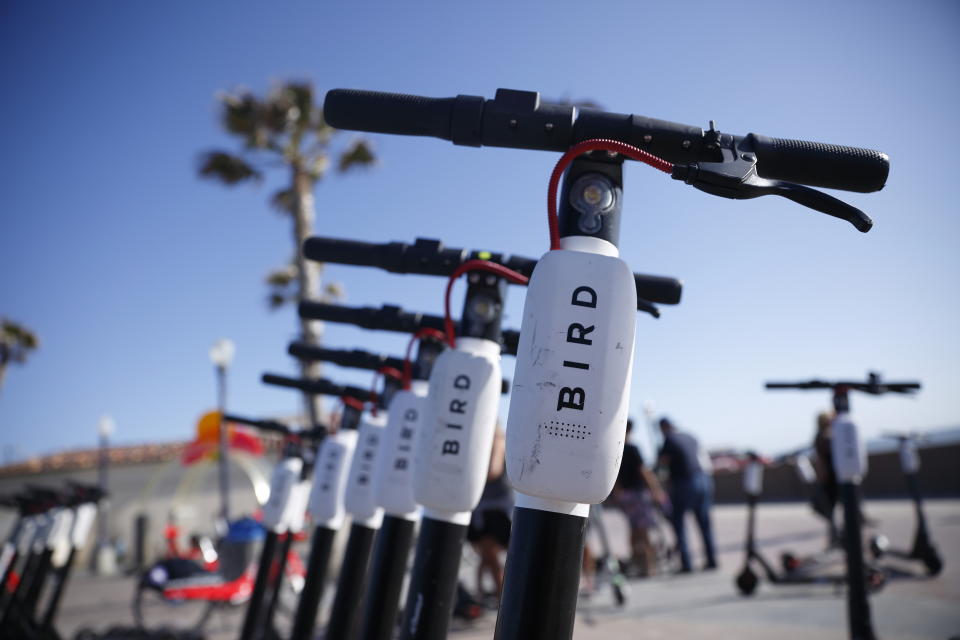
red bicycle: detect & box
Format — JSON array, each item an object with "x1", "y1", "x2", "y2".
[{"x1": 132, "y1": 517, "x2": 305, "y2": 632}]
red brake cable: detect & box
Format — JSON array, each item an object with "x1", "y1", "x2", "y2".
[
  {"x1": 547, "y1": 139, "x2": 674, "y2": 250},
  {"x1": 402, "y1": 328, "x2": 447, "y2": 390},
  {"x1": 443, "y1": 259, "x2": 529, "y2": 349}
]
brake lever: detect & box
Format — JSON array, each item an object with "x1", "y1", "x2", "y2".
[
  {"x1": 637, "y1": 297, "x2": 660, "y2": 318},
  {"x1": 671, "y1": 154, "x2": 873, "y2": 233}
]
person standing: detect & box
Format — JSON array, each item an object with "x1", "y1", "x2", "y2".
[
  {"x1": 466, "y1": 426, "x2": 513, "y2": 603},
  {"x1": 608, "y1": 419, "x2": 667, "y2": 576},
  {"x1": 657, "y1": 417, "x2": 718, "y2": 573},
  {"x1": 812, "y1": 410, "x2": 841, "y2": 545}
]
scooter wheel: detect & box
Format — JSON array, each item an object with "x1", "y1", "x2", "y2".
[
  {"x1": 922, "y1": 546, "x2": 943, "y2": 576},
  {"x1": 735, "y1": 567, "x2": 759, "y2": 596}
]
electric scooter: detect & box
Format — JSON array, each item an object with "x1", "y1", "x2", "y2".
[
  {"x1": 323, "y1": 85, "x2": 888, "y2": 640},
  {"x1": 288, "y1": 339, "x2": 448, "y2": 640},
  {"x1": 1, "y1": 491, "x2": 43, "y2": 620},
  {"x1": 260, "y1": 371, "x2": 403, "y2": 640},
  {"x1": 1, "y1": 483, "x2": 103, "y2": 640},
  {"x1": 766, "y1": 373, "x2": 920, "y2": 640},
  {"x1": 869, "y1": 432, "x2": 943, "y2": 576},
  {"x1": 134, "y1": 418, "x2": 315, "y2": 638},
  {"x1": 735, "y1": 452, "x2": 881, "y2": 596},
  {"x1": 301, "y1": 236, "x2": 681, "y2": 634},
  {"x1": 255, "y1": 373, "x2": 388, "y2": 640}
]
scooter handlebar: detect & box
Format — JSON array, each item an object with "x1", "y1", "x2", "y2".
[
  {"x1": 261, "y1": 373, "x2": 370, "y2": 402},
  {"x1": 287, "y1": 342, "x2": 405, "y2": 373},
  {"x1": 303, "y1": 236, "x2": 682, "y2": 305},
  {"x1": 223, "y1": 414, "x2": 292, "y2": 436},
  {"x1": 324, "y1": 88, "x2": 888, "y2": 194},
  {"x1": 765, "y1": 379, "x2": 921, "y2": 394},
  {"x1": 297, "y1": 302, "x2": 519, "y2": 355}
]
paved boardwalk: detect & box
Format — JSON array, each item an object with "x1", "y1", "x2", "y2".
[{"x1": 54, "y1": 500, "x2": 959, "y2": 639}]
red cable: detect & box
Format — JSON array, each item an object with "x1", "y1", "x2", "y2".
[
  {"x1": 547, "y1": 139, "x2": 674, "y2": 250},
  {"x1": 402, "y1": 328, "x2": 447, "y2": 389},
  {"x1": 443, "y1": 259, "x2": 529, "y2": 349}
]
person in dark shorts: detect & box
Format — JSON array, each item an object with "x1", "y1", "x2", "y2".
[
  {"x1": 467, "y1": 427, "x2": 513, "y2": 601},
  {"x1": 657, "y1": 417, "x2": 718, "y2": 573},
  {"x1": 608, "y1": 419, "x2": 667, "y2": 576}
]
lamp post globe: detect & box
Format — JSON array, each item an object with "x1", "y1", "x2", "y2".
[{"x1": 209, "y1": 338, "x2": 236, "y2": 370}]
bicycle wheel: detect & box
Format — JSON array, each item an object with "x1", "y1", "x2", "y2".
[{"x1": 132, "y1": 579, "x2": 215, "y2": 632}]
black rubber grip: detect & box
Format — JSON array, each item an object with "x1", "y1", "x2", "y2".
[
  {"x1": 287, "y1": 342, "x2": 405, "y2": 373},
  {"x1": 325, "y1": 89, "x2": 456, "y2": 140},
  {"x1": 635, "y1": 274, "x2": 682, "y2": 305},
  {"x1": 749, "y1": 134, "x2": 889, "y2": 193},
  {"x1": 303, "y1": 237, "x2": 386, "y2": 268},
  {"x1": 261, "y1": 373, "x2": 369, "y2": 401}
]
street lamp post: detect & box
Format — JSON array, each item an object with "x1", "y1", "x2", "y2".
[
  {"x1": 96, "y1": 415, "x2": 115, "y2": 574},
  {"x1": 209, "y1": 339, "x2": 235, "y2": 531}
]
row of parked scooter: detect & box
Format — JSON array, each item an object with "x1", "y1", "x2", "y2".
[
  {"x1": 736, "y1": 419, "x2": 943, "y2": 599},
  {"x1": 146, "y1": 82, "x2": 905, "y2": 640},
  {"x1": 0, "y1": 482, "x2": 104, "y2": 639},
  {"x1": 6, "y1": 84, "x2": 908, "y2": 640}
]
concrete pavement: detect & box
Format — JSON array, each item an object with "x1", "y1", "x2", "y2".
[{"x1": 51, "y1": 499, "x2": 959, "y2": 639}]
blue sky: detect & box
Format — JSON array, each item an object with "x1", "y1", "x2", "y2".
[{"x1": 1, "y1": 0, "x2": 958, "y2": 463}]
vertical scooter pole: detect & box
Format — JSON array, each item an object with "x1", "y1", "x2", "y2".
[
  {"x1": 735, "y1": 454, "x2": 766, "y2": 595},
  {"x1": 900, "y1": 438, "x2": 928, "y2": 552},
  {"x1": 260, "y1": 436, "x2": 318, "y2": 640},
  {"x1": 895, "y1": 435, "x2": 941, "y2": 573},
  {"x1": 398, "y1": 273, "x2": 507, "y2": 640},
  {"x1": 289, "y1": 403, "x2": 361, "y2": 640},
  {"x1": 360, "y1": 336, "x2": 444, "y2": 640},
  {"x1": 324, "y1": 375, "x2": 401, "y2": 640},
  {"x1": 239, "y1": 442, "x2": 304, "y2": 640},
  {"x1": 830, "y1": 387, "x2": 875, "y2": 640},
  {"x1": 497, "y1": 155, "x2": 638, "y2": 639},
  {"x1": 253, "y1": 374, "x2": 371, "y2": 640}
]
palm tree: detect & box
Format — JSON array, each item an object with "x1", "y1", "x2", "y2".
[
  {"x1": 199, "y1": 82, "x2": 375, "y2": 424},
  {"x1": 0, "y1": 318, "x2": 39, "y2": 391}
]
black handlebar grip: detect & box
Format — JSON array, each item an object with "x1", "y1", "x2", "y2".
[
  {"x1": 749, "y1": 134, "x2": 889, "y2": 193},
  {"x1": 288, "y1": 342, "x2": 405, "y2": 372},
  {"x1": 303, "y1": 237, "x2": 383, "y2": 268},
  {"x1": 324, "y1": 89, "x2": 483, "y2": 146},
  {"x1": 262, "y1": 373, "x2": 370, "y2": 401},
  {"x1": 634, "y1": 274, "x2": 682, "y2": 305}
]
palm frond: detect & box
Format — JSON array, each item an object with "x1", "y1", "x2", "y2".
[
  {"x1": 220, "y1": 91, "x2": 261, "y2": 136},
  {"x1": 267, "y1": 292, "x2": 289, "y2": 309},
  {"x1": 265, "y1": 264, "x2": 298, "y2": 287},
  {"x1": 0, "y1": 319, "x2": 39, "y2": 364},
  {"x1": 198, "y1": 152, "x2": 261, "y2": 185},
  {"x1": 337, "y1": 139, "x2": 376, "y2": 173},
  {"x1": 270, "y1": 188, "x2": 296, "y2": 215}
]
